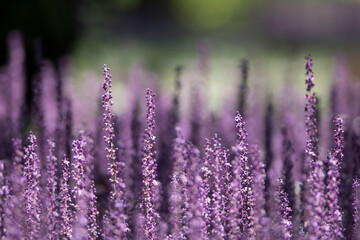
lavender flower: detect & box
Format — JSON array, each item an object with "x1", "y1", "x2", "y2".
[
  {"x1": 1, "y1": 43, "x2": 360, "y2": 240},
  {"x1": 23, "y1": 131, "x2": 41, "y2": 240},
  {"x1": 101, "y1": 65, "x2": 129, "y2": 239},
  {"x1": 211, "y1": 134, "x2": 225, "y2": 239},
  {"x1": 325, "y1": 116, "x2": 344, "y2": 239},
  {"x1": 353, "y1": 178, "x2": 360, "y2": 240},
  {"x1": 229, "y1": 112, "x2": 253, "y2": 239},
  {"x1": 102, "y1": 64, "x2": 117, "y2": 193},
  {"x1": 102, "y1": 148, "x2": 129, "y2": 240},
  {"x1": 169, "y1": 127, "x2": 190, "y2": 240},
  {"x1": 199, "y1": 139, "x2": 212, "y2": 240},
  {"x1": 304, "y1": 55, "x2": 327, "y2": 239},
  {"x1": 221, "y1": 148, "x2": 232, "y2": 238},
  {"x1": 142, "y1": 88, "x2": 160, "y2": 240},
  {"x1": 0, "y1": 160, "x2": 9, "y2": 239},
  {"x1": 275, "y1": 178, "x2": 292, "y2": 240},
  {"x1": 88, "y1": 181, "x2": 99, "y2": 240},
  {"x1": 60, "y1": 155, "x2": 73, "y2": 240},
  {"x1": 72, "y1": 134, "x2": 90, "y2": 239},
  {"x1": 184, "y1": 142, "x2": 203, "y2": 239},
  {"x1": 249, "y1": 144, "x2": 267, "y2": 239},
  {"x1": 45, "y1": 139, "x2": 58, "y2": 240},
  {"x1": 304, "y1": 55, "x2": 319, "y2": 164}
]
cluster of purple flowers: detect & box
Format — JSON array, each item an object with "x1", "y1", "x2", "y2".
[{"x1": 1, "y1": 32, "x2": 360, "y2": 240}]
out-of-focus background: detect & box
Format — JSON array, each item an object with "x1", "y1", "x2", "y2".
[{"x1": 1, "y1": 0, "x2": 360, "y2": 113}]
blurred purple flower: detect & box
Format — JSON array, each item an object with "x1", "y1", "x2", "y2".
[
  {"x1": 169, "y1": 127, "x2": 190, "y2": 240},
  {"x1": 249, "y1": 144, "x2": 268, "y2": 239},
  {"x1": 0, "y1": 160, "x2": 10, "y2": 238}
]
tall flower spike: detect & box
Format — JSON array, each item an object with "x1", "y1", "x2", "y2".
[
  {"x1": 353, "y1": 178, "x2": 360, "y2": 240},
  {"x1": 305, "y1": 55, "x2": 315, "y2": 92},
  {"x1": 326, "y1": 116, "x2": 344, "y2": 239},
  {"x1": 200, "y1": 139, "x2": 212, "y2": 240},
  {"x1": 184, "y1": 142, "x2": 203, "y2": 239},
  {"x1": 304, "y1": 55, "x2": 326, "y2": 239},
  {"x1": 23, "y1": 131, "x2": 41, "y2": 240},
  {"x1": 101, "y1": 66, "x2": 129, "y2": 239},
  {"x1": 0, "y1": 160, "x2": 10, "y2": 239},
  {"x1": 221, "y1": 148, "x2": 232, "y2": 239},
  {"x1": 88, "y1": 181, "x2": 99, "y2": 240},
  {"x1": 45, "y1": 139, "x2": 58, "y2": 240},
  {"x1": 304, "y1": 54, "x2": 319, "y2": 164},
  {"x1": 229, "y1": 112, "x2": 253, "y2": 239},
  {"x1": 169, "y1": 127, "x2": 190, "y2": 240},
  {"x1": 102, "y1": 141, "x2": 129, "y2": 239},
  {"x1": 102, "y1": 64, "x2": 117, "y2": 193},
  {"x1": 276, "y1": 178, "x2": 293, "y2": 240},
  {"x1": 142, "y1": 88, "x2": 160, "y2": 240},
  {"x1": 72, "y1": 134, "x2": 90, "y2": 239},
  {"x1": 249, "y1": 144, "x2": 267, "y2": 239},
  {"x1": 211, "y1": 134, "x2": 225, "y2": 239},
  {"x1": 60, "y1": 155, "x2": 73, "y2": 240}
]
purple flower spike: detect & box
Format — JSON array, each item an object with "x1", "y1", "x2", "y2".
[
  {"x1": 211, "y1": 134, "x2": 225, "y2": 239},
  {"x1": 305, "y1": 55, "x2": 315, "y2": 92},
  {"x1": 88, "y1": 181, "x2": 99, "y2": 240},
  {"x1": 276, "y1": 178, "x2": 293, "y2": 240},
  {"x1": 72, "y1": 135, "x2": 86, "y2": 210},
  {"x1": 200, "y1": 139, "x2": 212, "y2": 240},
  {"x1": 72, "y1": 134, "x2": 91, "y2": 239},
  {"x1": 221, "y1": 148, "x2": 232, "y2": 237},
  {"x1": 333, "y1": 116, "x2": 344, "y2": 165},
  {"x1": 184, "y1": 142, "x2": 203, "y2": 239},
  {"x1": 325, "y1": 116, "x2": 344, "y2": 239},
  {"x1": 0, "y1": 160, "x2": 10, "y2": 238},
  {"x1": 60, "y1": 155, "x2": 73, "y2": 240},
  {"x1": 101, "y1": 66, "x2": 129, "y2": 239},
  {"x1": 24, "y1": 131, "x2": 41, "y2": 240},
  {"x1": 304, "y1": 55, "x2": 319, "y2": 165},
  {"x1": 249, "y1": 144, "x2": 267, "y2": 239},
  {"x1": 102, "y1": 153, "x2": 129, "y2": 240},
  {"x1": 304, "y1": 55, "x2": 326, "y2": 239},
  {"x1": 45, "y1": 139, "x2": 58, "y2": 240},
  {"x1": 229, "y1": 112, "x2": 253, "y2": 239},
  {"x1": 142, "y1": 88, "x2": 160, "y2": 240},
  {"x1": 169, "y1": 127, "x2": 190, "y2": 240},
  {"x1": 353, "y1": 178, "x2": 360, "y2": 240},
  {"x1": 102, "y1": 64, "x2": 117, "y2": 193}
]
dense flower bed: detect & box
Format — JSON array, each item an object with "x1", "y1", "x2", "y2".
[{"x1": 1, "y1": 32, "x2": 360, "y2": 240}]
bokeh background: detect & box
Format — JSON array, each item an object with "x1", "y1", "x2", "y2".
[
  {"x1": 1, "y1": 0, "x2": 360, "y2": 116},
  {"x1": 2, "y1": 2, "x2": 360, "y2": 238}
]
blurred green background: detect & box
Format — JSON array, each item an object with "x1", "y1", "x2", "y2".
[{"x1": 1, "y1": 0, "x2": 360, "y2": 111}]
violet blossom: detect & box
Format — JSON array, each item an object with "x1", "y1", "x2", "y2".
[
  {"x1": 23, "y1": 131, "x2": 41, "y2": 240},
  {"x1": 141, "y1": 88, "x2": 160, "y2": 240}
]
